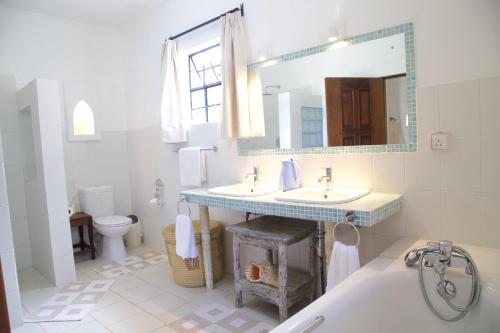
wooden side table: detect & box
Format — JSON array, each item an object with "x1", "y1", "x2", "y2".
[
  {"x1": 227, "y1": 216, "x2": 316, "y2": 322},
  {"x1": 70, "y1": 212, "x2": 96, "y2": 260}
]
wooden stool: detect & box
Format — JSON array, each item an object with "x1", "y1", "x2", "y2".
[
  {"x1": 70, "y1": 212, "x2": 96, "y2": 260},
  {"x1": 227, "y1": 216, "x2": 316, "y2": 322}
]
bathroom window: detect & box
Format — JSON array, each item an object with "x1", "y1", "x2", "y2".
[
  {"x1": 64, "y1": 81, "x2": 101, "y2": 141},
  {"x1": 73, "y1": 100, "x2": 96, "y2": 136},
  {"x1": 188, "y1": 44, "x2": 222, "y2": 123}
]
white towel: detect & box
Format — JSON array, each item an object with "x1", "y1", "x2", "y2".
[
  {"x1": 280, "y1": 159, "x2": 301, "y2": 191},
  {"x1": 179, "y1": 147, "x2": 207, "y2": 187},
  {"x1": 326, "y1": 241, "x2": 360, "y2": 291},
  {"x1": 175, "y1": 214, "x2": 199, "y2": 262}
]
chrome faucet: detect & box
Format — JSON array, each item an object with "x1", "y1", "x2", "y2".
[
  {"x1": 317, "y1": 167, "x2": 332, "y2": 191},
  {"x1": 245, "y1": 166, "x2": 260, "y2": 187},
  {"x1": 404, "y1": 240, "x2": 481, "y2": 322}
]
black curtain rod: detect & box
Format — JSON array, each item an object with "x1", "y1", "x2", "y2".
[{"x1": 166, "y1": 3, "x2": 244, "y2": 41}]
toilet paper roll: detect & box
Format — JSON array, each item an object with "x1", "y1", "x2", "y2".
[{"x1": 149, "y1": 198, "x2": 162, "y2": 207}]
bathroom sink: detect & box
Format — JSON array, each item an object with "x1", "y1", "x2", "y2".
[
  {"x1": 274, "y1": 187, "x2": 370, "y2": 204},
  {"x1": 208, "y1": 183, "x2": 276, "y2": 197}
]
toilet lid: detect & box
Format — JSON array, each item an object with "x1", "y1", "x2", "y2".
[{"x1": 94, "y1": 215, "x2": 132, "y2": 227}]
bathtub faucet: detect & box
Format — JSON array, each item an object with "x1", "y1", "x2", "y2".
[{"x1": 404, "y1": 240, "x2": 481, "y2": 322}]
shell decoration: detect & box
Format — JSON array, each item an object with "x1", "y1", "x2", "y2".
[{"x1": 244, "y1": 261, "x2": 278, "y2": 287}]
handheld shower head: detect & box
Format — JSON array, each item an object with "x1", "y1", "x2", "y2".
[{"x1": 404, "y1": 250, "x2": 421, "y2": 266}]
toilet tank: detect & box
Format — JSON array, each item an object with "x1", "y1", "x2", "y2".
[{"x1": 79, "y1": 185, "x2": 115, "y2": 218}]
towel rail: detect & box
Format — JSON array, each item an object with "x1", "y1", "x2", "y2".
[
  {"x1": 177, "y1": 194, "x2": 191, "y2": 217},
  {"x1": 174, "y1": 146, "x2": 218, "y2": 153},
  {"x1": 332, "y1": 211, "x2": 360, "y2": 247}
]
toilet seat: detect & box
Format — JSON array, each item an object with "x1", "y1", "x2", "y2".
[{"x1": 94, "y1": 215, "x2": 132, "y2": 228}]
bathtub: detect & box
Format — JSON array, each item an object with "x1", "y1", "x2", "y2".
[{"x1": 274, "y1": 239, "x2": 500, "y2": 333}]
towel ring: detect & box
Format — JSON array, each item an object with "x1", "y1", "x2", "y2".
[
  {"x1": 332, "y1": 211, "x2": 360, "y2": 247},
  {"x1": 177, "y1": 196, "x2": 191, "y2": 217}
]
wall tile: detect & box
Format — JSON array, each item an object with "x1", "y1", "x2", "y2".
[
  {"x1": 372, "y1": 153, "x2": 404, "y2": 192},
  {"x1": 416, "y1": 85, "x2": 439, "y2": 148},
  {"x1": 40, "y1": 125, "x2": 64, "y2": 160},
  {"x1": 438, "y1": 79, "x2": 480, "y2": 137},
  {"x1": 10, "y1": 216, "x2": 30, "y2": 246},
  {"x1": 4, "y1": 165, "x2": 28, "y2": 219},
  {"x1": 479, "y1": 76, "x2": 500, "y2": 136},
  {"x1": 404, "y1": 151, "x2": 441, "y2": 190},
  {"x1": 373, "y1": 210, "x2": 405, "y2": 238},
  {"x1": 331, "y1": 154, "x2": 373, "y2": 189},
  {"x1": 6, "y1": 289, "x2": 23, "y2": 328},
  {"x1": 13, "y1": 244, "x2": 32, "y2": 269},
  {"x1": 441, "y1": 136, "x2": 481, "y2": 192},
  {"x1": 481, "y1": 135, "x2": 500, "y2": 193},
  {"x1": 0, "y1": 205, "x2": 14, "y2": 251},
  {"x1": 440, "y1": 192, "x2": 481, "y2": 245},
  {"x1": 0, "y1": 248, "x2": 19, "y2": 294},
  {"x1": 0, "y1": 163, "x2": 7, "y2": 209},
  {"x1": 52, "y1": 254, "x2": 76, "y2": 287},
  {"x1": 480, "y1": 193, "x2": 500, "y2": 248},
  {"x1": 405, "y1": 190, "x2": 442, "y2": 240}
]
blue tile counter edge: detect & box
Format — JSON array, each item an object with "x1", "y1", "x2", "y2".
[{"x1": 180, "y1": 188, "x2": 403, "y2": 227}]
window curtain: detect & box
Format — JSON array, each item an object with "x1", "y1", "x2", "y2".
[
  {"x1": 220, "y1": 11, "x2": 265, "y2": 139},
  {"x1": 160, "y1": 40, "x2": 188, "y2": 143}
]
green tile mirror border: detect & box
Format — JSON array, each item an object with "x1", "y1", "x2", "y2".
[{"x1": 238, "y1": 22, "x2": 416, "y2": 156}]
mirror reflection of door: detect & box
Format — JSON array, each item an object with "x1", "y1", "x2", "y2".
[{"x1": 325, "y1": 77, "x2": 386, "y2": 146}]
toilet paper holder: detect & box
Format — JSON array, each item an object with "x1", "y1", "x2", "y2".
[{"x1": 150, "y1": 178, "x2": 164, "y2": 207}]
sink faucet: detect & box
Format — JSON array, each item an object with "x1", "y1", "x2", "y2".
[
  {"x1": 245, "y1": 166, "x2": 260, "y2": 187},
  {"x1": 318, "y1": 167, "x2": 332, "y2": 191}
]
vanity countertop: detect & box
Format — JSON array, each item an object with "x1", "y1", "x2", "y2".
[{"x1": 180, "y1": 188, "x2": 403, "y2": 227}]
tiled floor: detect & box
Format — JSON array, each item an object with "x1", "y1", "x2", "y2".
[{"x1": 13, "y1": 246, "x2": 280, "y2": 333}]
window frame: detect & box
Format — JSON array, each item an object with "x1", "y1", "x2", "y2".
[
  {"x1": 63, "y1": 81, "x2": 101, "y2": 142},
  {"x1": 188, "y1": 43, "x2": 222, "y2": 123}
]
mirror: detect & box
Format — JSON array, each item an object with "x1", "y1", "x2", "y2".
[{"x1": 239, "y1": 23, "x2": 416, "y2": 155}]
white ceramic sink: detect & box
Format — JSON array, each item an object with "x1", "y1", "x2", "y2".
[
  {"x1": 274, "y1": 187, "x2": 370, "y2": 204},
  {"x1": 208, "y1": 183, "x2": 276, "y2": 197}
]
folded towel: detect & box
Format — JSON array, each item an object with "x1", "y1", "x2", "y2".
[
  {"x1": 326, "y1": 241, "x2": 360, "y2": 291},
  {"x1": 280, "y1": 159, "x2": 301, "y2": 191},
  {"x1": 179, "y1": 147, "x2": 207, "y2": 187},
  {"x1": 175, "y1": 214, "x2": 199, "y2": 270}
]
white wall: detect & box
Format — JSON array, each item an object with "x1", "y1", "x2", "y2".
[
  {"x1": 0, "y1": 75, "x2": 33, "y2": 270},
  {"x1": 0, "y1": 6, "x2": 133, "y2": 261},
  {"x1": 0, "y1": 129, "x2": 23, "y2": 329},
  {"x1": 120, "y1": 0, "x2": 500, "y2": 273},
  {"x1": 0, "y1": 5, "x2": 132, "y2": 208},
  {"x1": 17, "y1": 79, "x2": 76, "y2": 286}
]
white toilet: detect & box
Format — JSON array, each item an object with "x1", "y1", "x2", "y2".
[{"x1": 79, "y1": 186, "x2": 132, "y2": 261}]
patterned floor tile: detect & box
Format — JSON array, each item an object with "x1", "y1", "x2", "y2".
[
  {"x1": 167, "y1": 303, "x2": 274, "y2": 333},
  {"x1": 24, "y1": 280, "x2": 114, "y2": 323}
]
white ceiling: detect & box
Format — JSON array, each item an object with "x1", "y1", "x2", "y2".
[{"x1": 0, "y1": 0, "x2": 166, "y2": 27}]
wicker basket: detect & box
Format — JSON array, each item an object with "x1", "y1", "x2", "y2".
[{"x1": 162, "y1": 220, "x2": 224, "y2": 288}]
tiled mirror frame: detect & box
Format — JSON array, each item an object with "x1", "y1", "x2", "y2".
[{"x1": 238, "y1": 22, "x2": 416, "y2": 156}]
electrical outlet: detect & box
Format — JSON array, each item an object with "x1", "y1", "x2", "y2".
[{"x1": 431, "y1": 132, "x2": 449, "y2": 150}]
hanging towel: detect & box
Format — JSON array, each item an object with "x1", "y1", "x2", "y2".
[
  {"x1": 326, "y1": 241, "x2": 360, "y2": 291},
  {"x1": 280, "y1": 159, "x2": 301, "y2": 191},
  {"x1": 175, "y1": 214, "x2": 199, "y2": 270},
  {"x1": 179, "y1": 147, "x2": 207, "y2": 187}
]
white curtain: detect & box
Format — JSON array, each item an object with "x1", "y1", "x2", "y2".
[
  {"x1": 220, "y1": 12, "x2": 265, "y2": 139},
  {"x1": 160, "y1": 40, "x2": 188, "y2": 143}
]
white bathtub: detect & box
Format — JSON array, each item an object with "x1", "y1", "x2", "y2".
[{"x1": 274, "y1": 239, "x2": 500, "y2": 333}]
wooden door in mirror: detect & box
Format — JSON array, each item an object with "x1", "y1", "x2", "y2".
[{"x1": 325, "y1": 77, "x2": 386, "y2": 146}]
